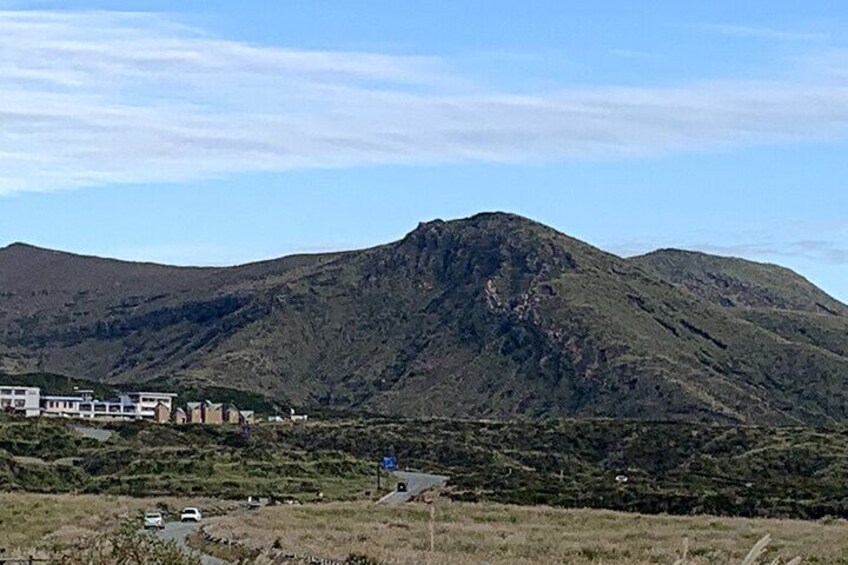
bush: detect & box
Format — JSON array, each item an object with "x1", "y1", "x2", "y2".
[{"x1": 50, "y1": 520, "x2": 201, "y2": 564}]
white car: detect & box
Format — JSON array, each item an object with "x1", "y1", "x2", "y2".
[
  {"x1": 142, "y1": 512, "x2": 165, "y2": 530},
  {"x1": 180, "y1": 507, "x2": 202, "y2": 523}
]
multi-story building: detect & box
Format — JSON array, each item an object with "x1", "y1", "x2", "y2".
[
  {"x1": 0, "y1": 384, "x2": 178, "y2": 421},
  {"x1": 40, "y1": 395, "x2": 84, "y2": 418},
  {"x1": 121, "y1": 392, "x2": 177, "y2": 419},
  {"x1": 0, "y1": 386, "x2": 41, "y2": 417}
]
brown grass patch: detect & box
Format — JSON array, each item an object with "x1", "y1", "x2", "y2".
[
  {"x1": 0, "y1": 493, "x2": 227, "y2": 554},
  {"x1": 208, "y1": 496, "x2": 848, "y2": 564}
]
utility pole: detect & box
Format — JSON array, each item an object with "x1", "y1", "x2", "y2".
[{"x1": 429, "y1": 504, "x2": 436, "y2": 552}]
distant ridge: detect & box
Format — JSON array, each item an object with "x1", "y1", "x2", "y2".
[
  {"x1": 633, "y1": 248, "x2": 847, "y2": 315},
  {"x1": 1, "y1": 212, "x2": 847, "y2": 425}
]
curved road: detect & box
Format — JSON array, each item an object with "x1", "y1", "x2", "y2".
[
  {"x1": 150, "y1": 469, "x2": 448, "y2": 563},
  {"x1": 156, "y1": 521, "x2": 228, "y2": 565},
  {"x1": 378, "y1": 471, "x2": 449, "y2": 505}
]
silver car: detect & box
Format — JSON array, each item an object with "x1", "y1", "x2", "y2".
[{"x1": 143, "y1": 511, "x2": 165, "y2": 530}]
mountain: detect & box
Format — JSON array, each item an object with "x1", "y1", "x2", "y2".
[{"x1": 1, "y1": 213, "x2": 847, "y2": 425}]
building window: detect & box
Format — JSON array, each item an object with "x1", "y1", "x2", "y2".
[
  {"x1": 0, "y1": 389, "x2": 10, "y2": 395},
  {"x1": 14, "y1": 400, "x2": 25, "y2": 408},
  {"x1": 13, "y1": 389, "x2": 26, "y2": 396}
]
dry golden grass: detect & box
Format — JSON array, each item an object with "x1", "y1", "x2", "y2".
[
  {"x1": 208, "y1": 496, "x2": 848, "y2": 564},
  {"x1": 0, "y1": 493, "x2": 227, "y2": 553}
]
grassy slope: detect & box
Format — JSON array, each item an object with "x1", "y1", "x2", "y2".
[
  {"x1": 632, "y1": 247, "x2": 848, "y2": 376},
  {"x1": 0, "y1": 417, "x2": 376, "y2": 502},
  {"x1": 630, "y1": 248, "x2": 847, "y2": 315},
  {"x1": 0, "y1": 371, "x2": 117, "y2": 398},
  {"x1": 3, "y1": 416, "x2": 848, "y2": 521},
  {"x1": 277, "y1": 417, "x2": 848, "y2": 520}
]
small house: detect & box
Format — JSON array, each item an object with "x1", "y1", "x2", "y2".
[
  {"x1": 153, "y1": 401, "x2": 171, "y2": 423},
  {"x1": 224, "y1": 404, "x2": 241, "y2": 424},
  {"x1": 186, "y1": 402, "x2": 203, "y2": 424},
  {"x1": 202, "y1": 401, "x2": 223, "y2": 424},
  {"x1": 172, "y1": 407, "x2": 187, "y2": 425}
]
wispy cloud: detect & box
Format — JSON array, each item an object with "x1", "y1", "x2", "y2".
[
  {"x1": 2, "y1": 10, "x2": 848, "y2": 194},
  {"x1": 608, "y1": 49, "x2": 654, "y2": 60},
  {"x1": 705, "y1": 24, "x2": 829, "y2": 42},
  {"x1": 692, "y1": 240, "x2": 848, "y2": 266}
]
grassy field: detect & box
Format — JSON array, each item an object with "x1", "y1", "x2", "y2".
[
  {"x1": 2, "y1": 492, "x2": 846, "y2": 564},
  {"x1": 0, "y1": 492, "x2": 227, "y2": 554},
  {"x1": 207, "y1": 497, "x2": 848, "y2": 564}
]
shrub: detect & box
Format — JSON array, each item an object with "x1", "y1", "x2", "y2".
[{"x1": 50, "y1": 520, "x2": 201, "y2": 564}]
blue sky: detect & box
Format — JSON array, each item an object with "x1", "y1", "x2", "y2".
[{"x1": 1, "y1": 1, "x2": 847, "y2": 300}]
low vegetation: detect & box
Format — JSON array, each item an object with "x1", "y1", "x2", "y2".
[
  {"x1": 0, "y1": 417, "x2": 377, "y2": 501},
  {"x1": 273, "y1": 417, "x2": 848, "y2": 520},
  {"x1": 1, "y1": 415, "x2": 848, "y2": 523},
  {"x1": 0, "y1": 493, "x2": 826, "y2": 564},
  {"x1": 51, "y1": 521, "x2": 201, "y2": 565}
]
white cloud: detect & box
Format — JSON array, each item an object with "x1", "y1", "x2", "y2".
[
  {"x1": 2, "y1": 10, "x2": 848, "y2": 194},
  {"x1": 704, "y1": 24, "x2": 828, "y2": 42}
]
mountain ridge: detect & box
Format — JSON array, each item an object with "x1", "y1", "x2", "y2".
[{"x1": 1, "y1": 212, "x2": 846, "y2": 425}]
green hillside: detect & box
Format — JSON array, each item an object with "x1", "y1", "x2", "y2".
[{"x1": 3, "y1": 416, "x2": 848, "y2": 520}]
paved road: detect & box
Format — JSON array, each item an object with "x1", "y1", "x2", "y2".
[
  {"x1": 378, "y1": 470, "x2": 449, "y2": 505},
  {"x1": 73, "y1": 425, "x2": 113, "y2": 442},
  {"x1": 156, "y1": 521, "x2": 228, "y2": 565}
]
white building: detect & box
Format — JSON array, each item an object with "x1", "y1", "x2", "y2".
[
  {"x1": 1, "y1": 385, "x2": 177, "y2": 421},
  {"x1": 0, "y1": 386, "x2": 41, "y2": 417},
  {"x1": 122, "y1": 392, "x2": 177, "y2": 419},
  {"x1": 40, "y1": 395, "x2": 84, "y2": 418}
]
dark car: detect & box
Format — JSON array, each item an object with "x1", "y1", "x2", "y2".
[{"x1": 397, "y1": 481, "x2": 408, "y2": 493}]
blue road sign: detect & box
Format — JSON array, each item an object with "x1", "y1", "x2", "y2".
[{"x1": 382, "y1": 456, "x2": 397, "y2": 471}]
